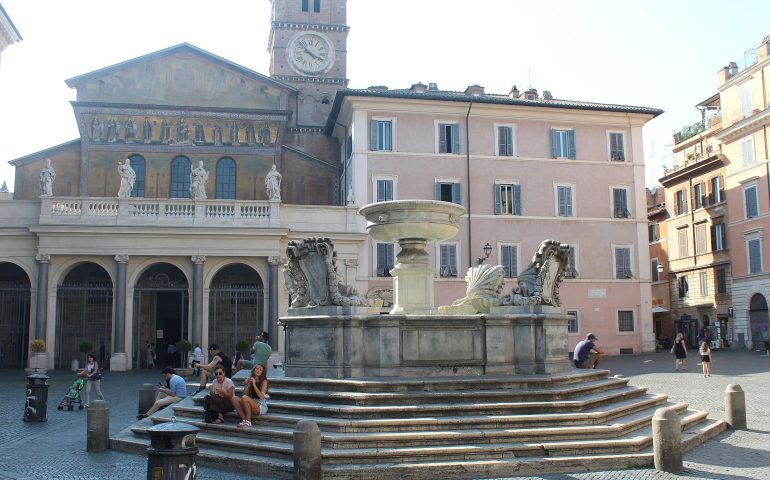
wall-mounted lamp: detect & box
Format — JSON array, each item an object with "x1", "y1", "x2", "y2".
[
  {"x1": 656, "y1": 264, "x2": 664, "y2": 274},
  {"x1": 477, "y1": 243, "x2": 492, "y2": 265}
]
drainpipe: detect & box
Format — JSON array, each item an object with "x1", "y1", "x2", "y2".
[
  {"x1": 465, "y1": 102, "x2": 473, "y2": 268},
  {"x1": 335, "y1": 121, "x2": 349, "y2": 206}
]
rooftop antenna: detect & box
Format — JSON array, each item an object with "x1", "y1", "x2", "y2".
[{"x1": 527, "y1": 67, "x2": 533, "y2": 89}]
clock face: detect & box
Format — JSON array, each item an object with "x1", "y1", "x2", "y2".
[{"x1": 287, "y1": 32, "x2": 334, "y2": 75}]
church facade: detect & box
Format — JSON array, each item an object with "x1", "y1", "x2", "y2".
[{"x1": 1, "y1": 0, "x2": 662, "y2": 371}]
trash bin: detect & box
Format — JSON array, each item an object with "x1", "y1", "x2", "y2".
[
  {"x1": 146, "y1": 419, "x2": 199, "y2": 480},
  {"x1": 23, "y1": 373, "x2": 49, "y2": 422}
]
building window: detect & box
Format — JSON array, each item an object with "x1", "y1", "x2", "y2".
[
  {"x1": 716, "y1": 268, "x2": 727, "y2": 294},
  {"x1": 618, "y1": 310, "x2": 634, "y2": 332},
  {"x1": 744, "y1": 184, "x2": 759, "y2": 219},
  {"x1": 651, "y1": 258, "x2": 660, "y2": 282},
  {"x1": 675, "y1": 189, "x2": 688, "y2": 215},
  {"x1": 170, "y1": 156, "x2": 191, "y2": 198},
  {"x1": 710, "y1": 175, "x2": 724, "y2": 204},
  {"x1": 376, "y1": 178, "x2": 394, "y2": 202},
  {"x1": 436, "y1": 181, "x2": 461, "y2": 204},
  {"x1": 128, "y1": 154, "x2": 145, "y2": 198},
  {"x1": 741, "y1": 137, "x2": 755, "y2": 168},
  {"x1": 615, "y1": 247, "x2": 632, "y2": 279},
  {"x1": 748, "y1": 237, "x2": 763, "y2": 274},
  {"x1": 678, "y1": 276, "x2": 689, "y2": 298},
  {"x1": 314, "y1": 0, "x2": 320, "y2": 12},
  {"x1": 613, "y1": 188, "x2": 629, "y2": 218},
  {"x1": 711, "y1": 222, "x2": 726, "y2": 251},
  {"x1": 494, "y1": 183, "x2": 521, "y2": 215},
  {"x1": 376, "y1": 243, "x2": 394, "y2": 277},
  {"x1": 497, "y1": 125, "x2": 514, "y2": 156},
  {"x1": 438, "y1": 123, "x2": 460, "y2": 154},
  {"x1": 215, "y1": 157, "x2": 236, "y2": 199},
  {"x1": 609, "y1": 132, "x2": 625, "y2": 161},
  {"x1": 370, "y1": 120, "x2": 392, "y2": 151},
  {"x1": 556, "y1": 184, "x2": 574, "y2": 217},
  {"x1": 439, "y1": 244, "x2": 458, "y2": 278},
  {"x1": 567, "y1": 310, "x2": 579, "y2": 333},
  {"x1": 551, "y1": 128, "x2": 576, "y2": 159},
  {"x1": 565, "y1": 246, "x2": 578, "y2": 278},
  {"x1": 649, "y1": 222, "x2": 659, "y2": 243},
  {"x1": 695, "y1": 223, "x2": 707, "y2": 255},
  {"x1": 693, "y1": 182, "x2": 704, "y2": 209},
  {"x1": 302, "y1": 0, "x2": 308, "y2": 11},
  {"x1": 500, "y1": 244, "x2": 518, "y2": 278},
  {"x1": 678, "y1": 227, "x2": 689, "y2": 258},
  {"x1": 700, "y1": 271, "x2": 709, "y2": 296}
]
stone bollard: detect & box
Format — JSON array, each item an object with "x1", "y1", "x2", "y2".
[
  {"x1": 293, "y1": 419, "x2": 321, "y2": 480},
  {"x1": 139, "y1": 383, "x2": 157, "y2": 415},
  {"x1": 725, "y1": 384, "x2": 747, "y2": 430},
  {"x1": 652, "y1": 406, "x2": 682, "y2": 474},
  {"x1": 87, "y1": 400, "x2": 109, "y2": 452}
]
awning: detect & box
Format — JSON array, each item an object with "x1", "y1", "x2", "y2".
[{"x1": 652, "y1": 306, "x2": 669, "y2": 313}]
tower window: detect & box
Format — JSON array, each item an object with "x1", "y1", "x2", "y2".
[
  {"x1": 302, "y1": 0, "x2": 308, "y2": 12},
  {"x1": 314, "y1": 0, "x2": 321, "y2": 12}
]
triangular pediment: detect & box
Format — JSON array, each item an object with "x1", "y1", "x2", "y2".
[{"x1": 66, "y1": 43, "x2": 295, "y2": 111}]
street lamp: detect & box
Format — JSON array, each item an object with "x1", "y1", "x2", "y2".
[
  {"x1": 657, "y1": 264, "x2": 664, "y2": 274},
  {"x1": 477, "y1": 243, "x2": 492, "y2": 265}
]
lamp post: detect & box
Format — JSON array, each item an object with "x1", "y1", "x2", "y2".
[{"x1": 477, "y1": 243, "x2": 492, "y2": 266}]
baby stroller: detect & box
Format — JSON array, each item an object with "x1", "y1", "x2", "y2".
[{"x1": 57, "y1": 376, "x2": 86, "y2": 411}]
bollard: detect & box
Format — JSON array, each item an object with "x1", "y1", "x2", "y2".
[
  {"x1": 87, "y1": 400, "x2": 110, "y2": 452},
  {"x1": 293, "y1": 419, "x2": 321, "y2": 480},
  {"x1": 23, "y1": 374, "x2": 50, "y2": 422},
  {"x1": 652, "y1": 406, "x2": 682, "y2": 474},
  {"x1": 725, "y1": 384, "x2": 747, "y2": 430},
  {"x1": 139, "y1": 383, "x2": 157, "y2": 415},
  {"x1": 146, "y1": 420, "x2": 199, "y2": 480}
]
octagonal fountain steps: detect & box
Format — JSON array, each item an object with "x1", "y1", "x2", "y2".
[{"x1": 111, "y1": 370, "x2": 726, "y2": 479}]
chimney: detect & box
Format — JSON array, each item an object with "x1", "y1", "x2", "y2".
[
  {"x1": 524, "y1": 88, "x2": 538, "y2": 100},
  {"x1": 758, "y1": 34, "x2": 770, "y2": 62},
  {"x1": 410, "y1": 82, "x2": 427, "y2": 93},
  {"x1": 508, "y1": 85, "x2": 520, "y2": 99},
  {"x1": 729, "y1": 62, "x2": 739, "y2": 76},
  {"x1": 717, "y1": 65, "x2": 732, "y2": 85},
  {"x1": 464, "y1": 84, "x2": 484, "y2": 96},
  {"x1": 542, "y1": 91, "x2": 553, "y2": 100},
  {"x1": 367, "y1": 85, "x2": 389, "y2": 91},
  {"x1": 428, "y1": 82, "x2": 438, "y2": 91}
]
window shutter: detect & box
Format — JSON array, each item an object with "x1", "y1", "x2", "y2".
[
  {"x1": 377, "y1": 180, "x2": 385, "y2": 202},
  {"x1": 567, "y1": 130, "x2": 576, "y2": 159},
  {"x1": 386, "y1": 243, "x2": 394, "y2": 270},
  {"x1": 746, "y1": 187, "x2": 758, "y2": 218},
  {"x1": 498, "y1": 127, "x2": 506, "y2": 156},
  {"x1": 613, "y1": 189, "x2": 622, "y2": 215},
  {"x1": 550, "y1": 128, "x2": 557, "y2": 158},
  {"x1": 501, "y1": 245, "x2": 511, "y2": 277},
  {"x1": 369, "y1": 120, "x2": 378, "y2": 150},
  {"x1": 707, "y1": 178, "x2": 714, "y2": 205},
  {"x1": 434, "y1": 182, "x2": 441, "y2": 201},
  {"x1": 451, "y1": 124, "x2": 460, "y2": 154},
  {"x1": 512, "y1": 184, "x2": 521, "y2": 215},
  {"x1": 438, "y1": 124, "x2": 447, "y2": 153},
  {"x1": 494, "y1": 185, "x2": 502, "y2": 214},
  {"x1": 558, "y1": 187, "x2": 566, "y2": 216},
  {"x1": 741, "y1": 140, "x2": 754, "y2": 167},
  {"x1": 749, "y1": 239, "x2": 761, "y2": 273},
  {"x1": 452, "y1": 183, "x2": 461, "y2": 204},
  {"x1": 718, "y1": 175, "x2": 725, "y2": 203}
]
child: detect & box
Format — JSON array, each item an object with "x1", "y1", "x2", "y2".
[{"x1": 699, "y1": 340, "x2": 712, "y2": 377}]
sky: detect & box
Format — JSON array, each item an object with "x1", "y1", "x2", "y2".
[{"x1": 1, "y1": 0, "x2": 769, "y2": 192}]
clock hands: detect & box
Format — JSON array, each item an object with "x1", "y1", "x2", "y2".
[{"x1": 302, "y1": 45, "x2": 322, "y2": 62}]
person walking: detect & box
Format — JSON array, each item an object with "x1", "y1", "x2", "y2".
[
  {"x1": 699, "y1": 340, "x2": 712, "y2": 377},
  {"x1": 80, "y1": 353, "x2": 104, "y2": 408},
  {"x1": 673, "y1": 332, "x2": 688, "y2": 371}
]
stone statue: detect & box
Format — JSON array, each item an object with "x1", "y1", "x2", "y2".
[
  {"x1": 117, "y1": 158, "x2": 136, "y2": 198},
  {"x1": 190, "y1": 160, "x2": 208, "y2": 200},
  {"x1": 176, "y1": 118, "x2": 189, "y2": 144},
  {"x1": 265, "y1": 164, "x2": 282, "y2": 201},
  {"x1": 501, "y1": 239, "x2": 571, "y2": 307},
  {"x1": 258, "y1": 123, "x2": 271, "y2": 145},
  {"x1": 39, "y1": 158, "x2": 55, "y2": 196},
  {"x1": 449, "y1": 264, "x2": 505, "y2": 312},
  {"x1": 142, "y1": 117, "x2": 153, "y2": 143}
]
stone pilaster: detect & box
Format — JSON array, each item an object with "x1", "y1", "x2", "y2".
[
  {"x1": 267, "y1": 256, "x2": 283, "y2": 349},
  {"x1": 110, "y1": 255, "x2": 129, "y2": 371},
  {"x1": 34, "y1": 253, "x2": 50, "y2": 340},
  {"x1": 191, "y1": 256, "x2": 206, "y2": 349}
]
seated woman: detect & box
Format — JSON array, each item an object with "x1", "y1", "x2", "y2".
[
  {"x1": 204, "y1": 366, "x2": 235, "y2": 424},
  {"x1": 232, "y1": 364, "x2": 269, "y2": 428}
]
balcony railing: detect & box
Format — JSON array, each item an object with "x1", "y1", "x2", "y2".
[{"x1": 673, "y1": 120, "x2": 705, "y2": 144}]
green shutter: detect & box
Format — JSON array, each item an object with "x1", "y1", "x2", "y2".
[
  {"x1": 550, "y1": 128, "x2": 557, "y2": 158},
  {"x1": 567, "y1": 130, "x2": 576, "y2": 159},
  {"x1": 512, "y1": 184, "x2": 521, "y2": 215},
  {"x1": 451, "y1": 124, "x2": 460, "y2": 154},
  {"x1": 438, "y1": 123, "x2": 447, "y2": 153},
  {"x1": 494, "y1": 185, "x2": 502, "y2": 214},
  {"x1": 452, "y1": 182, "x2": 461, "y2": 204},
  {"x1": 501, "y1": 245, "x2": 512, "y2": 277},
  {"x1": 435, "y1": 182, "x2": 441, "y2": 201},
  {"x1": 369, "y1": 120, "x2": 377, "y2": 150}
]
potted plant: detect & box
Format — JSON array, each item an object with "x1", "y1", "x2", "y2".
[
  {"x1": 175, "y1": 339, "x2": 192, "y2": 368},
  {"x1": 27, "y1": 339, "x2": 48, "y2": 374},
  {"x1": 236, "y1": 338, "x2": 251, "y2": 361},
  {"x1": 30, "y1": 339, "x2": 45, "y2": 353},
  {"x1": 79, "y1": 341, "x2": 93, "y2": 364}
]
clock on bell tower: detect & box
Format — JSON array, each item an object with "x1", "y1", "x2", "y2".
[{"x1": 268, "y1": 0, "x2": 349, "y2": 127}]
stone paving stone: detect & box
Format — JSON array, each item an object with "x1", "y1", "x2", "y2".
[{"x1": 0, "y1": 351, "x2": 768, "y2": 479}]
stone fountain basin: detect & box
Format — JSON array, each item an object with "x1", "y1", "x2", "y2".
[{"x1": 358, "y1": 200, "x2": 467, "y2": 243}]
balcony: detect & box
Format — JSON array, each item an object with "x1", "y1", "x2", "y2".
[{"x1": 673, "y1": 120, "x2": 705, "y2": 144}]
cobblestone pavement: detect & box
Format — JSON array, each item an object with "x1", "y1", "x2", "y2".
[{"x1": 0, "y1": 350, "x2": 767, "y2": 479}]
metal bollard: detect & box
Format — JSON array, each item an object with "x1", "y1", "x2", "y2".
[
  {"x1": 725, "y1": 384, "x2": 747, "y2": 430},
  {"x1": 139, "y1": 383, "x2": 157, "y2": 415},
  {"x1": 293, "y1": 419, "x2": 321, "y2": 480},
  {"x1": 652, "y1": 406, "x2": 682, "y2": 474},
  {"x1": 23, "y1": 374, "x2": 50, "y2": 422},
  {"x1": 146, "y1": 420, "x2": 199, "y2": 480},
  {"x1": 87, "y1": 400, "x2": 109, "y2": 452}
]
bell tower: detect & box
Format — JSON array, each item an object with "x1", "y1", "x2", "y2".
[{"x1": 268, "y1": 0, "x2": 349, "y2": 127}]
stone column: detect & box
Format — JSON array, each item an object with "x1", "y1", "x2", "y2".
[
  {"x1": 110, "y1": 255, "x2": 129, "y2": 371},
  {"x1": 191, "y1": 256, "x2": 205, "y2": 349},
  {"x1": 267, "y1": 256, "x2": 282, "y2": 349},
  {"x1": 34, "y1": 253, "x2": 50, "y2": 340}
]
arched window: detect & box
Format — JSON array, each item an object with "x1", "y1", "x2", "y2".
[
  {"x1": 215, "y1": 157, "x2": 236, "y2": 199},
  {"x1": 128, "y1": 154, "x2": 145, "y2": 198},
  {"x1": 170, "y1": 156, "x2": 191, "y2": 198}
]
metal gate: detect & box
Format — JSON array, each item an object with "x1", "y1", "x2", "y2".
[
  {"x1": 209, "y1": 285, "x2": 263, "y2": 359},
  {"x1": 132, "y1": 289, "x2": 189, "y2": 369},
  {"x1": 56, "y1": 284, "x2": 113, "y2": 369},
  {"x1": 0, "y1": 284, "x2": 31, "y2": 368}
]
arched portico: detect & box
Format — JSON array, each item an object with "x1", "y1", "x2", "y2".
[
  {"x1": 208, "y1": 263, "x2": 264, "y2": 360},
  {"x1": 749, "y1": 293, "x2": 769, "y2": 351},
  {"x1": 0, "y1": 262, "x2": 32, "y2": 368}
]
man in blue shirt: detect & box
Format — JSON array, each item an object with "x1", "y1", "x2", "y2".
[
  {"x1": 573, "y1": 333, "x2": 604, "y2": 369},
  {"x1": 137, "y1": 367, "x2": 188, "y2": 419}
]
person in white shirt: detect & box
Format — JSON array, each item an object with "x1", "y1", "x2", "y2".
[{"x1": 191, "y1": 343, "x2": 203, "y2": 375}]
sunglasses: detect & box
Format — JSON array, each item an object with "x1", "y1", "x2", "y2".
[{"x1": 215, "y1": 372, "x2": 224, "y2": 376}]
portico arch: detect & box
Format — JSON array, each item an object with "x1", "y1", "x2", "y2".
[
  {"x1": 208, "y1": 263, "x2": 264, "y2": 359},
  {"x1": 0, "y1": 262, "x2": 31, "y2": 368},
  {"x1": 749, "y1": 293, "x2": 769, "y2": 350}
]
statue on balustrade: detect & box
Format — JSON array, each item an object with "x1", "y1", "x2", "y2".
[
  {"x1": 118, "y1": 158, "x2": 136, "y2": 198},
  {"x1": 39, "y1": 158, "x2": 55, "y2": 197},
  {"x1": 190, "y1": 161, "x2": 209, "y2": 200},
  {"x1": 265, "y1": 164, "x2": 282, "y2": 201}
]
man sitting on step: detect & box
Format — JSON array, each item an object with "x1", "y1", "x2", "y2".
[
  {"x1": 192, "y1": 344, "x2": 232, "y2": 396},
  {"x1": 573, "y1": 333, "x2": 604, "y2": 369},
  {"x1": 137, "y1": 367, "x2": 187, "y2": 419}
]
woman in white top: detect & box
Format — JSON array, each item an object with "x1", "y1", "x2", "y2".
[
  {"x1": 699, "y1": 341, "x2": 712, "y2": 377},
  {"x1": 80, "y1": 353, "x2": 104, "y2": 408},
  {"x1": 205, "y1": 366, "x2": 235, "y2": 424}
]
